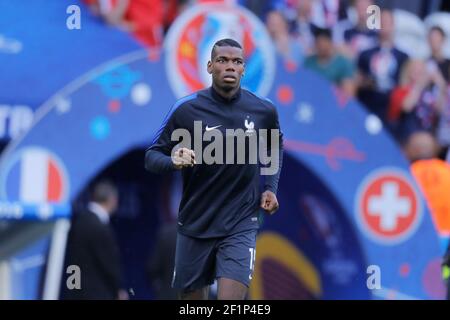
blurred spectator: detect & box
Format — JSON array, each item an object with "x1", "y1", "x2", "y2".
[
  {"x1": 83, "y1": 0, "x2": 164, "y2": 48},
  {"x1": 435, "y1": 97, "x2": 450, "y2": 157},
  {"x1": 147, "y1": 221, "x2": 178, "y2": 300},
  {"x1": 296, "y1": 0, "x2": 348, "y2": 29},
  {"x1": 403, "y1": 131, "x2": 439, "y2": 162},
  {"x1": 427, "y1": 26, "x2": 450, "y2": 82},
  {"x1": 304, "y1": 27, "x2": 356, "y2": 97},
  {"x1": 238, "y1": 0, "x2": 280, "y2": 21},
  {"x1": 334, "y1": 0, "x2": 379, "y2": 59},
  {"x1": 268, "y1": 0, "x2": 302, "y2": 26},
  {"x1": 162, "y1": 0, "x2": 191, "y2": 33},
  {"x1": 291, "y1": 0, "x2": 318, "y2": 55},
  {"x1": 428, "y1": 26, "x2": 450, "y2": 152},
  {"x1": 276, "y1": 0, "x2": 349, "y2": 31},
  {"x1": 356, "y1": 9, "x2": 409, "y2": 123},
  {"x1": 266, "y1": 10, "x2": 304, "y2": 64},
  {"x1": 388, "y1": 59, "x2": 447, "y2": 144},
  {"x1": 377, "y1": 0, "x2": 443, "y2": 19},
  {"x1": 314, "y1": 0, "x2": 349, "y2": 29},
  {"x1": 61, "y1": 180, "x2": 127, "y2": 300},
  {"x1": 83, "y1": 0, "x2": 132, "y2": 30}
]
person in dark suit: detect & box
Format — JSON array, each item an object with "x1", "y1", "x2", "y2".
[{"x1": 61, "y1": 180, "x2": 124, "y2": 300}]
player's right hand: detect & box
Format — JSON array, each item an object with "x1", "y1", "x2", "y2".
[{"x1": 172, "y1": 147, "x2": 196, "y2": 169}]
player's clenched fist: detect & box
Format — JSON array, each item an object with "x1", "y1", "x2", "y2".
[
  {"x1": 172, "y1": 147, "x2": 196, "y2": 169},
  {"x1": 260, "y1": 190, "x2": 279, "y2": 214}
]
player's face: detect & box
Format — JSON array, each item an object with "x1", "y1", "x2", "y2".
[{"x1": 208, "y1": 46, "x2": 245, "y2": 91}]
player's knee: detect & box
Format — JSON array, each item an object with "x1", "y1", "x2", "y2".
[
  {"x1": 179, "y1": 287, "x2": 209, "y2": 300},
  {"x1": 217, "y1": 278, "x2": 247, "y2": 300},
  {"x1": 217, "y1": 289, "x2": 247, "y2": 300}
]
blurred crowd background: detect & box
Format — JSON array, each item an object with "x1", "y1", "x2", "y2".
[{"x1": 80, "y1": 0, "x2": 450, "y2": 164}]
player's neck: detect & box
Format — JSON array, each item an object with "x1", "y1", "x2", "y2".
[{"x1": 211, "y1": 84, "x2": 241, "y2": 102}]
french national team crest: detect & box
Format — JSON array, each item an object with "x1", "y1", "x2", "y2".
[
  {"x1": 1, "y1": 147, "x2": 69, "y2": 203},
  {"x1": 164, "y1": 3, "x2": 275, "y2": 98},
  {"x1": 355, "y1": 168, "x2": 423, "y2": 245}
]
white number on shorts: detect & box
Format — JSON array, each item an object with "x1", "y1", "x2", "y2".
[{"x1": 249, "y1": 248, "x2": 256, "y2": 279}]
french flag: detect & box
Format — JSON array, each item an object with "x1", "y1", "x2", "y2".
[{"x1": 8, "y1": 148, "x2": 65, "y2": 203}]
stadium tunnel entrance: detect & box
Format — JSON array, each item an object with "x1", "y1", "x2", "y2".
[{"x1": 73, "y1": 148, "x2": 169, "y2": 300}]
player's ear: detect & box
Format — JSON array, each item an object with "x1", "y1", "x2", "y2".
[{"x1": 207, "y1": 60, "x2": 212, "y2": 74}]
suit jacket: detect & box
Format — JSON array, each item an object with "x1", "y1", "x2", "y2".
[{"x1": 61, "y1": 209, "x2": 121, "y2": 300}]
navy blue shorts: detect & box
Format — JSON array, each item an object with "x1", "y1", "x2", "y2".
[{"x1": 172, "y1": 229, "x2": 257, "y2": 292}]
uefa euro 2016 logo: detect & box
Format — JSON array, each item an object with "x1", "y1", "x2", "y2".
[{"x1": 164, "y1": 3, "x2": 276, "y2": 98}]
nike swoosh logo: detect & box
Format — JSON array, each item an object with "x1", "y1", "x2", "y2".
[{"x1": 205, "y1": 125, "x2": 222, "y2": 131}]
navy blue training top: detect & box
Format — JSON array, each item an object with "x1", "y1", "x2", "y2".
[{"x1": 145, "y1": 86, "x2": 283, "y2": 238}]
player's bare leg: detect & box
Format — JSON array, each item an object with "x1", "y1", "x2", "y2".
[
  {"x1": 179, "y1": 286, "x2": 209, "y2": 300},
  {"x1": 217, "y1": 277, "x2": 247, "y2": 300}
]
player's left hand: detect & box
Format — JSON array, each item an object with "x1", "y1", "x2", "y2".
[{"x1": 260, "y1": 190, "x2": 279, "y2": 214}]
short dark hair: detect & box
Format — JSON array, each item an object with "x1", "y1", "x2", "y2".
[
  {"x1": 430, "y1": 25, "x2": 446, "y2": 38},
  {"x1": 211, "y1": 38, "x2": 242, "y2": 59},
  {"x1": 91, "y1": 180, "x2": 118, "y2": 204},
  {"x1": 313, "y1": 27, "x2": 332, "y2": 40}
]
